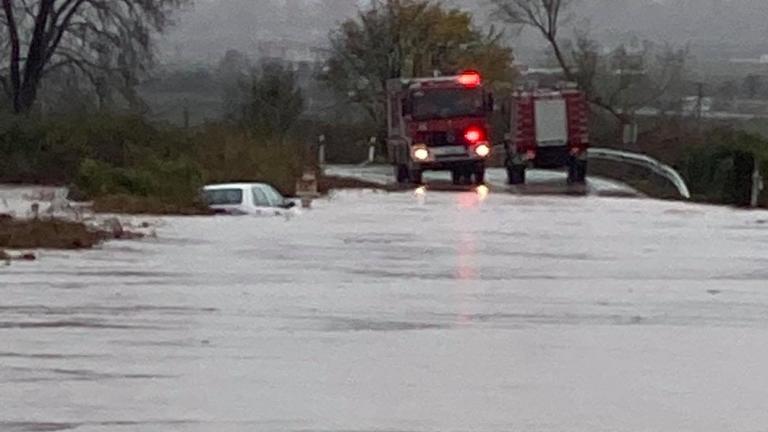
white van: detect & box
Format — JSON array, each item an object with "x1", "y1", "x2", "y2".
[{"x1": 202, "y1": 183, "x2": 297, "y2": 216}]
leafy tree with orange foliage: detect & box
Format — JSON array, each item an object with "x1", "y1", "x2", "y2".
[{"x1": 324, "y1": 0, "x2": 515, "y2": 125}]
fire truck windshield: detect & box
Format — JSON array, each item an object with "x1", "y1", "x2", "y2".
[{"x1": 411, "y1": 88, "x2": 485, "y2": 120}]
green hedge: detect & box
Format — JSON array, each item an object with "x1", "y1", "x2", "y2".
[
  {"x1": 679, "y1": 128, "x2": 768, "y2": 207},
  {"x1": 76, "y1": 157, "x2": 203, "y2": 201},
  {"x1": 1, "y1": 113, "x2": 306, "y2": 208}
]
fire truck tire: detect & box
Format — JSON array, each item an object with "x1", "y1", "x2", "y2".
[
  {"x1": 507, "y1": 164, "x2": 526, "y2": 185},
  {"x1": 409, "y1": 169, "x2": 423, "y2": 185},
  {"x1": 474, "y1": 165, "x2": 486, "y2": 184},
  {"x1": 395, "y1": 165, "x2": 409, "y2": 184},
  {"x1": 567, "y1": 158, "x2": 588, "y2": 184},
  {"x1": 462, "y1": 172, "x2": 473, "y2": 185},
  {"x1": 451, "y1": 170, "x2": 460, "y2": 185}
]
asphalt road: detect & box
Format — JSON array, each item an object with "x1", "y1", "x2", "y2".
[{"x1": 325, "y1": 164, "x2": 642, "y2": 197}]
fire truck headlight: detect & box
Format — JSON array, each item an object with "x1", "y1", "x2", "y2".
[
  {"x1": 413, "y1": 148, "x2": 430, "y2": 161},
  {"x1": 475, "y1": 143, "x2": 491, "y2": 158}
]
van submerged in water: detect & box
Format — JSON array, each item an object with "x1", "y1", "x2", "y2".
[{"x1": 202, "y1": 183, "x2": 297, "y2": 216}]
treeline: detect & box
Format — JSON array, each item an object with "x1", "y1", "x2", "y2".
[
  {"x1": 1, "y1": 0, "x2": 766, "y2": 211},
  {"x1": 0, "y1": 62, "x2": 308, "y2": 213}
]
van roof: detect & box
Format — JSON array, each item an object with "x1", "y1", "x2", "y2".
[{"x1": 203, "y1": 183, "x2": 269, "y2": 191}]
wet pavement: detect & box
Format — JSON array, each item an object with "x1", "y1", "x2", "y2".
[
  {"x1": 2, "y1": 189, "x2": 768, "y2": 431},
  {"x1": 325, "y1": 165, "x2": 643, "y2": 197}
]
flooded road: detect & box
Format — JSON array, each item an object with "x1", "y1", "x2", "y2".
[
  {"x1": 325, "y1": 165, "x2": 643, "y2": 197},
  {"x1": 2, "y1": 190, "x2": 768, "y2": 432}
]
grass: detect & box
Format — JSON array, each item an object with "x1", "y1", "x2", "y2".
[{"x1": 91, "y1": 194, "x2": 212, "y2": 216}]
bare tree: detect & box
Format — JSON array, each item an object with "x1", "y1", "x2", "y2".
[
  {"x1": 1, "y1": 0, "x2": 189, "y2": 114},
  {"x1": 492, "y1": 0, "x2": 669, "y2": 124},
  {"x1": 492, "y1": 0, "x2": 574, "y2": 80},
  {"x1": 569, "y1": 34, "x2": 689, "y2": 115},
  {"x1": 491, "y1": 0, "x2": 628, "y2": 119}
]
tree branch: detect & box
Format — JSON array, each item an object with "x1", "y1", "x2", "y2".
[{"x1": 2, "y1": 0, "x2": 22, "y2": 111}]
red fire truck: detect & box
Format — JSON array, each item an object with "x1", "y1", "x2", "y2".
[
  {"x1": 504, "y1": 86, "x2": 590, "y2": 185},
  {"x1": 386, "y1": 71, "x2": 494, "y2": 185}
]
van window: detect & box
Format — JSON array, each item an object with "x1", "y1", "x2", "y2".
[
  {"x1": 261, "y1": 186, "x2": 284, "y2": 207},
  {"x1": 252, "y1": 187, "x2": 271, "y2": 207},
  {"x1": 203, "y1": 189, "x2": 243, "y2": 205}
]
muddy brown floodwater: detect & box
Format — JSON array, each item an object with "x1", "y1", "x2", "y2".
[{"x1": 2, "y1": 189, "x2": 768, "y2": 432}]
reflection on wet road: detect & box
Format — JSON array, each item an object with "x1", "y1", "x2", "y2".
[
  {"x1": 325, "y1": 164, "x2": 642, "y2": 197},
  {"x1": 2, "y1": 190, "x2": 768, "y2": 431}
]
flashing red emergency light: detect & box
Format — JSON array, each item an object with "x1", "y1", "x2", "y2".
[
  {"x1": 457, "y1": 71, "x2": 482, "y2": 87},
  {"x1": 464, "y1": 127, "x2": 484, "y2": 144}
]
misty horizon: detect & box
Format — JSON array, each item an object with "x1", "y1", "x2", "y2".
[{"x1": 160, "y1": 0, "x2": 768, "y2": 65}]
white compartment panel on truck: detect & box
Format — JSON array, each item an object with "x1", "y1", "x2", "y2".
[{"x1": 534, "y1": 98, "x2": 568, "y2": 147}]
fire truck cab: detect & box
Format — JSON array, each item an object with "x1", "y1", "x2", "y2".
[
  {"x1": 504, "y1": 86, "x2": 590, "y2": 185},
  {"x1": 386, "y1": 71, "x2": 494, "y2": 185}
]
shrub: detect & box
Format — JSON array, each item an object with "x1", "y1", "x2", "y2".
[
  {"x1": 76, "y1": 157, "x2": 203, "y2": 201},
  {"x1": 2, "y1": 113, "x2": 307, "y2": 211},
  {"x1": 194, "y1": 125, "x2": 304, "y2": 195},
  {"x1": 678, "y1": 128, "x2": 768, "y2": 207}
]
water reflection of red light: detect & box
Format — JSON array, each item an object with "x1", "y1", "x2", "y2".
[
  {"x1": 456, "y1": 233, "x2": 477, "y2": 280},
  {"x1": 457, "y1": 192, "x2": 478, "y2": 209},
  {"x1": 457, "y1": 186, "x2": 489, "y2": 209},
  {"x1": 455, "y1": 232, "x2": 477, "y2": 326}
]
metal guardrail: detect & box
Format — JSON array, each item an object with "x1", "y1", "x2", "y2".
[{"x1": 588, "y1": 148, "x2": 691, "y2": 200}]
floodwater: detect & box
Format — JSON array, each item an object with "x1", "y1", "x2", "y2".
[{"x1": 2, "y1": 188, "x2": 768, "y2": 432}]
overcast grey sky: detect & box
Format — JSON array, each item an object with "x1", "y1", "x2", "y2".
[{"x1": 161, "y1": 0, "x2": 768, "y2": 64}]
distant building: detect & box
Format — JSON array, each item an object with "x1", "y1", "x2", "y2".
[
  {"x1": 255, "y1": 39, "x2": 325, "y2": 64},
  {"x1": 682, "y1": 96, "x2": 713, "y2": 114},
  {"x1": 729, "y1": 55, "x2": 768, "y2": 65}
]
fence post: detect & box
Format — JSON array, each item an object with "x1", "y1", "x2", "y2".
[
  {"x1": 368, "y1": 137, "x2": 377, "y2": 164},
  {"x1": 317, "y1": 134, "x2": 326, "y2": 167}
]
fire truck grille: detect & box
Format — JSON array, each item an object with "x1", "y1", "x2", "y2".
[{"x1": 421, "y1": 131, "x2": 466, "y2": 147}]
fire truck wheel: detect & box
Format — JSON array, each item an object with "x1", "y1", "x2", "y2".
[
  {"x1": 507, "y1": 164, "x2": 526, "y2": 185},
  {"x1": 461, "y1": 172, "x2": 473, "y2": 185},
  {"x1": 567, "y1": 158, "x2": 588, "y2": 184},
  {"x1": 451, "y1": 170, "x2": 462, "y2": 185},
  {"x1": 474, "y1": 166, "x2": 486, "y2": 184},
  {"x1": 409, "y1": 169, "x2": 423, "y2": 185},
  {"x1": 395, "y1": 165, "x2": 409, "y2": 184}
]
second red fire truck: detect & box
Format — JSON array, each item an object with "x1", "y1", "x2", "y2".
[{"x1": 503, "y1": 85, "x2": 590, "y2": 185}]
